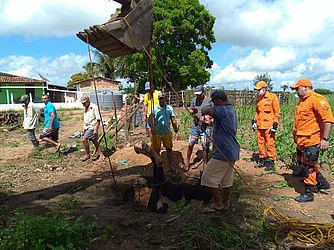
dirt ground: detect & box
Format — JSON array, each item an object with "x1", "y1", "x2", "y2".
[{"x1": 0, "y1": 109, "x2": 333, "y2": 249}]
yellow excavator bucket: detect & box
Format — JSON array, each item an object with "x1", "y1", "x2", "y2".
[{"x1": 77, "y1": 0, "x2": 153, "y2": 57}]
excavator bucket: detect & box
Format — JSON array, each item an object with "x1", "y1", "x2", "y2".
[{"x1": 76, "y1": 0, "x2": 153, "y2": 57}]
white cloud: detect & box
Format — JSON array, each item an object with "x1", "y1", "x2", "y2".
[
  {"x1": 0, "y1": 0, "x2": 120, "y2": 36},
  {"x1": 0, "y1": 54, "x2": 88, "y2": 84}
]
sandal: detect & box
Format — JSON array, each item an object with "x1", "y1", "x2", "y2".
[{"x1": 80, "y1": 155, "x2": 90, "y2": 162}]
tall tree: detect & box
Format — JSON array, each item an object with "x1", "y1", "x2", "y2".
[{"x1": 253, "y1": 72, "x2": 273, "y2": 91}]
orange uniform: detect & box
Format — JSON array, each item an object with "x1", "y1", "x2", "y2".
[
  {"x1": 254, "y1": 92, "x2": 280, "y2": 160},
  {"x1": 293, "y1": 90, "x2": 334, "y2": 186}
]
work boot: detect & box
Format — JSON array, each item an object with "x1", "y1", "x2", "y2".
[
  {"x1": 255, "y1": 158, "x2": 267, "y2": 168},
  {"x1": 295, "y1": 188, "x2": 314, "y2": 202},
  {"x1": 314, "y1": 172, "x2": 331, "y2": 192},
  {"x1": 292, "y1": 169, "x2": 303, "y2": 177},
  {"x1": 264, "y1": 159, "x2": 274, "y2": 171},
  {"x1": 32, "y1": 140, "x2": 40, "y2": 149}
]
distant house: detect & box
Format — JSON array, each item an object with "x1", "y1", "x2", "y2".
[
  {"x1": 74, "y1": 76, "x2": 120, "y2": 94},
  {"x1": 0, "y1": 72, "x2": 46, "y2": 104},
  {"x1": 47, "y1": 84, "x2": 77, "y2": 103}
]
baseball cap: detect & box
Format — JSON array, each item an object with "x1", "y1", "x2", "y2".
[
  {"x1": 194, "y1": 85, "x2": 204, "y2": 95},
  {"x1": 290, "y1": 78, "x2": 313, "y2": 90},
  {"x1": 145, "y1": 82, "x2": 151, "y2": 91},
  {"x1": 80, "y1": 95, "x2": 90, "y2": 104},
  {"x1": 254, "y1": 81, "x2": 268, "y2": 90},
  {"x1": 19, "y1": 94, "x2": 29, "y2": 102}
]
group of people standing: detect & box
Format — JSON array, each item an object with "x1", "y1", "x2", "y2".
[
  {"x1": 20, "y1": 77, "x2": 333, "y2": 208},
  {"x1": 252, "y1": 78, "x2": 333, "y2": 203}
]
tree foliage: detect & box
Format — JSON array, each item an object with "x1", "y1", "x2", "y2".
[
  {"x1": 253, "y1": 72, "x2": 273, "y2": 91},
  {"x1": 281, "y1": 84, "x2": 289, "y2": 92},
  {"x1": 67, "y1": 72, "x2": 89, "y2": 88},
  {"x1": 314, "y1": 88, "x2": 332, "y2": 95}
]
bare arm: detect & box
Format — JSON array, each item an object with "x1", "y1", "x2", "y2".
[
  {"x1": 144, "y1": 104, "x2": 148, "y2": 121},
  {"x1": 94, "y1": 120, "x2": 101, "y2": 134},
  {"x1": 49, "y1": 112, "x2": 55, "y2": 131},
  {"x1": 320, "y1": 122, "x2": 333, "y2": 150}
]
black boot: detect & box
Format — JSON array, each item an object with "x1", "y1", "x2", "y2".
[
  {"x1": 32, "y1": 140, "x2": 40, "y2": 149},
  {"x1": 295, "y1": 187, "x2": 314, "y2": 202},
  {"x1": 264, "y1": 159, "x2": 274, "y2": 171},
  {"x1": 255, "y1": 158, "x2": 267, "y2": 168},
  {"x1": 316, "y1": 172, "x2": 331, "y2": 191}
]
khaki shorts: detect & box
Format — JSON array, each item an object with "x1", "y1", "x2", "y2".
[
  {"x1": 154, "y1": 133, "x2": 173, "y2": 152},
  {"x1": 201, "y1": 158, "x2": 235, "y2": 188}
]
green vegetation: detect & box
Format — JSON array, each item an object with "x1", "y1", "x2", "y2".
[
  {"x1": 314, "y1": 88, "x2": 332, "y2": 95},
  {"x1": 253, "y1": 72, "x2": 273, "y2": 91},
  {"x1": 0, "y1": 209, "x2": 98, "y2": 250}
]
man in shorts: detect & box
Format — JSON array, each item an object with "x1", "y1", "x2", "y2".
[
  {"x1": 80, "y1": 95, "x2": 105, "y2": 162},
  {"x1": 40, "y1": 94, "x2": 61, "y2": 152},
  {"x1": 183, "y1": 85, "x2": 212, "y2": 171},
  {"x1": 201, "y1": 90, "x2": 240, "y2": 212},
  {"x1": 151, "y1": 92, "x2": 179, "y2": 175},
  {"x1": 143, "y1": 81, "x2": 160, "y2": 137}
]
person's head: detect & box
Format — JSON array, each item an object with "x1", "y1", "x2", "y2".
[
  {"x1": 42, "y1": 94, "x2": 50, "y2": 104},
  {"x1": 194, "y1": 85, "x2": 205, "y2": 100},
  {"x1": 158, "y1": 92, "x2": 166, "y2": 106},
  {"x1": 290, "y1": 78, "x2": 313, "y2": 98},
  {"x1": 19, "y1": 94, "x2": 30, "y2": 105},
  {"x1": 210, "y1": 90, "x2": 228, "y2": 106},
  {"x1": 145, "y1": 82, "x2": 151, "y2": 93},
  {"x1": 254, "y1": 81, "x2": 268, "y2": 96},
  {"x1": 80, "y1": 95, "x2": 90, "y2": 107}
]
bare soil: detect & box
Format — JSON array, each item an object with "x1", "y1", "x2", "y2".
[{"x1": 0, "y1": 109, "x2": 333, "y2": 249}]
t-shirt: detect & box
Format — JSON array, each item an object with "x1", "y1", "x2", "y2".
[
  {"x1": 144, "y1": 90, "x2": 161, "y2": 117},
  {"x1": 152, "y1": 104, "x2": 175, "y2": 135},
  {"x1": 190, "y1": 96, "x2": 212, "y2": 126},
  {"x1": 212, "y1": 104, "x2": 240, "y2": 161},
  {"x1": 83, "y1": 102, "x2": 101, "y2": 130},
  {"x1": 44, "y1": 101, "x2": 60, "y2": 129},
  {"x1": 23, "y1": 102, "x2": 39, "y2": 130}
]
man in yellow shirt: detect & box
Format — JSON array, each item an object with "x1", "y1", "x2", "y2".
[{"x1": 143, "y1": 81, "x2": 160, "y2": 136}]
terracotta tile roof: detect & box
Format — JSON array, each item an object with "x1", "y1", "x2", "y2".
[
  {"x1": 0, "y1": 72, "x2": 45, "y2": 84},
  {"x1": 74, "y1": 76, "x2": 120, "y2": 85}
]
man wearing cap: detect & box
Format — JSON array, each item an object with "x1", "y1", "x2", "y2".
[
  {"x1": 151, "y1": 92, "x2": 179, "y2": 175},
  {"x1": 143, "y1": 82, "x2": 161, "y2": 136},
  {"x1": 183, "y1": 85, "x2": 213, "y2": 171},
  {"x1": 290, "y1": 78, "x2": 333, "y2": 202},
  {"x1": 20, "y1": 94, "x2": 40, "y2": 149},
  {"x1": 201, "y1": 90, "x2": 240, "y2": 212},
  {"x1": 252, "y1": 81, "x2": 280, "y2": 171},
  {"x1": 80, "y1": 95, "x2": 105, "y2": 162},
  {"x1": 40, "y1": 94, "x2": 61, "y2": 152}
]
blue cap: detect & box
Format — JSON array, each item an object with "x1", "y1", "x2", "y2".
[
  {"x1": 194, "y1": 85, "x2": 204, "y2": 95},
  {"x1": 145, "y1": 82, "x2": 151, "y2": 90}
]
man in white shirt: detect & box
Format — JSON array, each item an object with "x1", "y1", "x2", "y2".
[
  {"x1": 20, "y1": 95, "x2": 40, "y2": 149},
  {"x1": 80, "y1": 95, "x2": 105, "y2": 162}
]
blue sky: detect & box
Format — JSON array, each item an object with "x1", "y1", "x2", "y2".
[{"x1": 1, "y1": 0, "x2": 334, "y2": 91}]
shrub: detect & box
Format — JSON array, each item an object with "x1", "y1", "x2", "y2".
[{"x1": 314, "y1": 88, "x2": 332, "y2": 95}]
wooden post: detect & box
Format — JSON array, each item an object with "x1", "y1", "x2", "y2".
[
  {"x1": 124, "y1": 97, "x2": 128, "y2": 146},
  {"x1": 111, "y1": 92, "x2": 118, "y2": 147}
]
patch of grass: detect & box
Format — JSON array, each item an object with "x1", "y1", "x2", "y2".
[
  {"x1": 6, "y1": 140, "x2": 19, "y2": 148},
  {"x1": 169, "y1": 200, "x2": 186, "y2": 214},
  {"x1": 0, "y1": 209, "x2": 98, "y2": 250},
  {"x1": 58, "y1": 195, "x2": 82, "y2": 212},
  {"x1": 0, "y1": 180, "x2": 14, "y2": 190}
]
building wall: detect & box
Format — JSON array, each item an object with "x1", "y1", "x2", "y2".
[
  {"x1": 79, "y1": 78, "x2": 119, "y2": 93},
  {"x1": 0, "y1": 83, "x2": 45, "y2": 104}
]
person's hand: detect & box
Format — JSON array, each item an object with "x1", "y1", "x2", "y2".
[
  {"x1": 174, "y1": 132, "x2": 179, "y2": 141},
  {"x1": 191, "y1": 107, "x2": 198, "y2": 114},
  {"x1": 320, "y1": 139, "x2": 330, "y2": 150},
  {"x1": 47, "y1": 127, "x2": 52, "y2": 133},
  {"x1": 270, "y1": 122, "x2": 278, "y2": 134},
  {"x1": 93, "y1": 129, "x2": 97, "y2": 135},
  {"x1": 251, "y1": 119, "x2": 257, "y2": 131}
]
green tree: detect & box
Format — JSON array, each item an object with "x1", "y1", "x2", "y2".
[
  {"x1": 314, "y1": 88, "x2": 332, "y2": 95},
  {"x1": 67, "y1": 72, "x2": 89, "y2": 87},
  {"x1": 253, "y1": 72, "x2": 273, "y2": 91},
  {"x1": 281, "y1": 84, "x2": 289, "y2": 92}
]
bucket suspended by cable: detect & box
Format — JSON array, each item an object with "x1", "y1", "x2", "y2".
[{"x1": 76, "y1": 0, "x2": 153, "y2": 57}]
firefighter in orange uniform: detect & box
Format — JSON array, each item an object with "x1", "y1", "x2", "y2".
[
  {"x1": 291, "y1": 78, "x2": 333, "y2": 202},
  {"x1": 252, "y1": 81, "x2": 280, "y2": 170}
]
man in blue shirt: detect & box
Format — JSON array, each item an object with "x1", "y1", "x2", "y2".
[
  {"x1": 151, "y1": 92, "x2": 179, "y2": 175},
  {"x1": 40, "y1": 94, "x2": 61, "y2": 152},
  {"x1": 201, "y1": 90, "x2": 240, "y2": 213}
]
